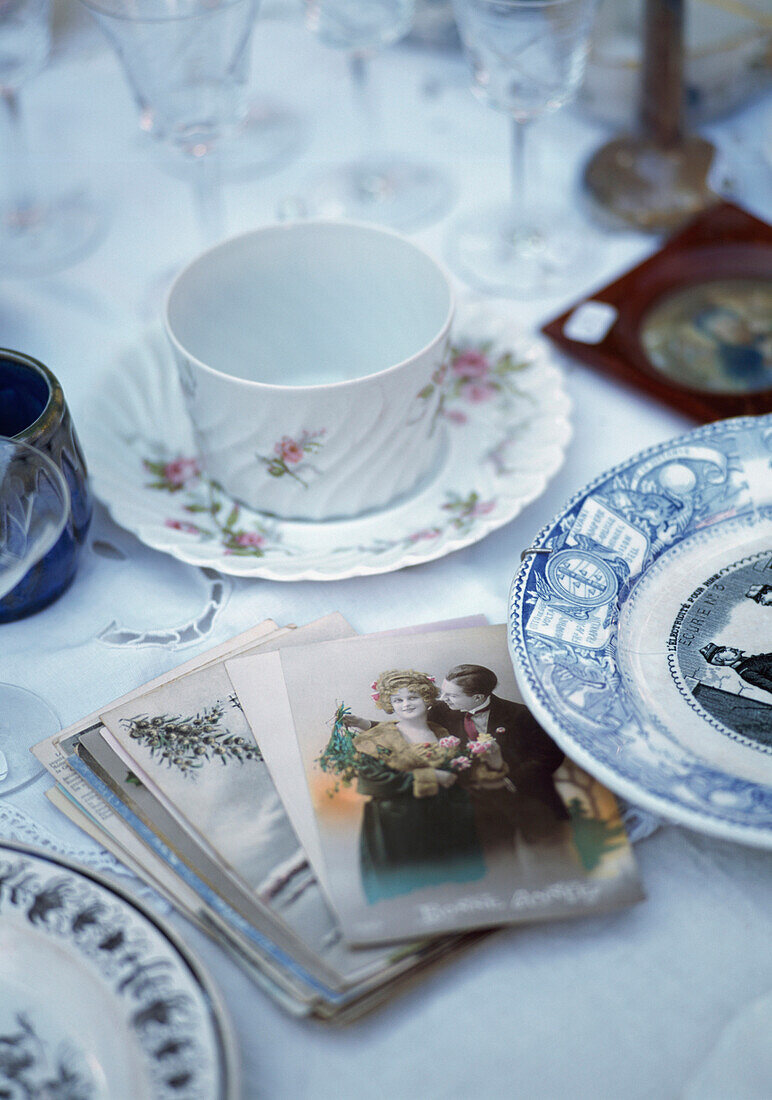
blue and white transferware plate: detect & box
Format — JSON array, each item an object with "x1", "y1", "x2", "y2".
[
  {"x1": 509, "y1": 415, "x2": 772, "y2": 848},
  {"x1": 0, "y1": 841, "x2": 238, "y2": 1099},
  {"x1": 81, "y1": 301, "x2": 570, "y2": 581}
]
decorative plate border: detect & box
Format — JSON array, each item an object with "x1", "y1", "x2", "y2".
[
  {"x1": 508, "y1": 414, "x2": 772, "y2": 848},
  {"x1": 82, "y1": 302, "x2": 571, "y2": 581},
  {"x1": 0, "y1": 840, "x2": 238, "y2": 1099}
]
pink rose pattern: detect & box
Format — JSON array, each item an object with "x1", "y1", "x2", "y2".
[
  {"x1": 142, "y1": 335, "x2": 528, "y2": 562},
  {"x1": 259, "y1": 429, "x2": 327, "y2": 487},
  {"x1": 336, "y1": 491, "x2": 499, "y2": 558},
  {"x1": 234, "y1": 531, "x2": 265, "y2": 548},
  {"x1": 145, "y1": 446, "x2": 499, "y2": 563},
  {"x1": 145, "y1": 452, "x2": 498, "y2": 561},
  {"x1": 403, "y1": 494, "x2": 497, "y2": 550},
  {"x1": 408, "y1": 527, "x2": 442, "y2": 543},
  {"x1": 445, "y1": 341, "x2": 530, "y2": 414},
  {"x1": 145, "y1": 456, "x2": 277, "y2": 558},
  {"x1": 144, "y1": 456, "x2": 200, "y2": 493},
  {"x1": 164, "y1": 519, "x2": 199, "y2": 535},
  {"x1": 440, "y1": 491, "x2": 496, "y2": 532},
  {"x1": 408, "y1": 338, "x2": 531, "y2": 432},
  {"x1": 276, "y1": 438, "x2": 304, "y2": 465}
]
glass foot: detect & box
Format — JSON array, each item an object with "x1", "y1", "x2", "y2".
[
  {"x1": 0, "y1": 683, "x2": 58, "y2": 795},
  {"x1": 219, "y1": 99, "x2": 305, "y2": 179},
  {"x1": 289, "y1": 156, "x2": 452, "y2": 230},
  {"x1": 583, "y1": 135, "x2": 717, "y2": 234},
  {"x1": 446, "y1": 200, "x2": 595, "y2": 298},
  {"x1": 151, "y1": 98, "x2": 306, "y2": 183},
  {"x1": 0, "y1": 188, "x2": 106, "y2": 277}
]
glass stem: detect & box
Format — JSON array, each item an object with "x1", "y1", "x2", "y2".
[
  {"x1": 509, "y1": 116, "x2": 532, "y2": 245},
  {"x1": 0, "y1": 89, "x2": 38, "y2": 228},
  {"x1": 190, "y1": 152, "x2": 225, "y2": 247},
  {"x1": 642, "y1": 0, "x2": 684, "y2": 146},
  {"x1": 348, "y1": 51, "x2": 380, "y2": 165}
]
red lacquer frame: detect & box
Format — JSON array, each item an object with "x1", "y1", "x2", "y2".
[{"x1": 542, "y1": 202, "x2": 772, "y2": 422}]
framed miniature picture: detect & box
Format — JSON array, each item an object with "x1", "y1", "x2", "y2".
[{"x1": 542, "y1": 202, "x2": 772, "y2": 422}]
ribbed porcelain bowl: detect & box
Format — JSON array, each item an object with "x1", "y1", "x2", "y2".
[{"x1": 165, "y1": 221, "x2": 454, "y2": 522}]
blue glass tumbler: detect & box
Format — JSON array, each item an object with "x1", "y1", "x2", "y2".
[{"x1": 0, "y1": 349, "x2": 92, "y2": 622}]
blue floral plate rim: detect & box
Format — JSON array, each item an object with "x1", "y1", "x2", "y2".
[{"x1": 508, "y1": 414, "x2": 772, "y2": 848}]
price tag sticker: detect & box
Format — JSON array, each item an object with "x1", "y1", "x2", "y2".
[{"x1": 562, "y1": 301, "x2": 618, "y2": 344}]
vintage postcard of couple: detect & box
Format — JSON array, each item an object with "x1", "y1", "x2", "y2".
[{"x1": 228, "y1": 623, "x2": 643, "y2": 946}]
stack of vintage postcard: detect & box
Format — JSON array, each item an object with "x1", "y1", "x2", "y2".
[{"x1": 33, "y1": 613, "x2": 643, "y2": 1020}]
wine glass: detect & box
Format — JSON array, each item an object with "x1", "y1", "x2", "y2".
[
  {"x1": 79, "y1": 0, "x2": 272, "y2": 251},
  {"x1": 296, "y1": 0, "x2": 451, "y2": 229},
  {"x1": 0, "y1": 437, "x2": 69, "y2": 793},
  {"x1": 449, "y1": 0, "x2": 598, "y2": 297},
  {"x1": 0, "y1": 0, "x2": 104, "y2": 276}
]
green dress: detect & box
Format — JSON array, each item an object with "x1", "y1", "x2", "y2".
[{"x1": 353, "y1": 721, "x2": 486, "y2": 904}]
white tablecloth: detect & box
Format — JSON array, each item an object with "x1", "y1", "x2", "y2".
[{"x1": 2, "y1": 6, "x2": 771, "y2": 1097}]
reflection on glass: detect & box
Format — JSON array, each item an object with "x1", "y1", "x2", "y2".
[
  {"x1": 306, "y1": 0, "x2": 414, "y2": 50},
  {"x1": 0, "y1": 0, "x2": 104, "y2": 275},
  {"x1": 295, "y1": 0, "x2": 450, "y2": 229},
  {"x1": 448, "y1": 0, "x2": 597, "y2": 297},
  {"x1": 0, "y1": 436, "x2": 69, "y2": 792},
  {"x1": 81, "y1": 0, "x2": 297, "y2": 251}
]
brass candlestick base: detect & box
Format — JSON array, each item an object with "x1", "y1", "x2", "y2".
[{"x1": 584, "y1": 134, "x2": 718, "y2": 233}]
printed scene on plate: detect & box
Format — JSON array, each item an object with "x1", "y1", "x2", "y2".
[{"x1": 671, "y1": 550, "x2": 772, "y2": 748}]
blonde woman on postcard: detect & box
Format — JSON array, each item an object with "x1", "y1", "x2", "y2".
[{"x1": 322, "y1": 669, "x2": 508, "y2": 903}]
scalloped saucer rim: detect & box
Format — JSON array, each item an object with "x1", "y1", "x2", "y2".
[{"x1": 82, "y1": 301, "x2": 572, "y2": 581}]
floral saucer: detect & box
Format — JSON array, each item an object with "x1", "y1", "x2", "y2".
[{"x1": 82, "y1": 302, "x2": 571, "y2": 581}]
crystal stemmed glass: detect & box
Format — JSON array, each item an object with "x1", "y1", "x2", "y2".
[
  {"x1": 449, "y1": 0, "x2": 598, "y2": 297},
  {"x1": 80, "y1": 0, "x2": 269, "y2": 251},
  {"x1": 0, "y1": 437, "x2": 69, "y2": 793},
  {"x1": 298, "y1": 0, "x2": 451, "y2": 229},
  {"x1": 0, "y1": 0, "x2": 104, "y2": 276}
]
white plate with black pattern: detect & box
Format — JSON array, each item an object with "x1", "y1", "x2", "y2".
[
  {"x1": 0, "y1": 841, "x2": 238, "y2": 1099},
  {"x1": 509, "y1": 415, "x2": 772, "y2": 848},
  {"x1": 81, "y1": 300, "x2": 571, "y2": 581}
]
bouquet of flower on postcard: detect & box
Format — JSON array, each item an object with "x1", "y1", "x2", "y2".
[{"x1": 228, "y1": 623, "x2": 644, "y2": 947}]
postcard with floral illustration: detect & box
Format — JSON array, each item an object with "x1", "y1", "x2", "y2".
[
  {"x1": 96, "y1": 614, "x2": 456, "y2": 991},
  {"x1": 230, "y1": 624, "x2": 644, "y2": 945},
  {"x1": 68, "y1": 720, "x2": 461, "y2": 1007}
]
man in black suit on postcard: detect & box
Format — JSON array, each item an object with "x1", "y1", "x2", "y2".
[
  {"x1": 344, "y1": 662, "x2": 569, "y2": 852},
  {"x1": 432, "y1": 664, "x2": 569, "y2": 847}
]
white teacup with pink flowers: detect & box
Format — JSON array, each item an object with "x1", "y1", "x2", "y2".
[{"x1": 165, "y1": 221, "x2": 454, "y2": 522}]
